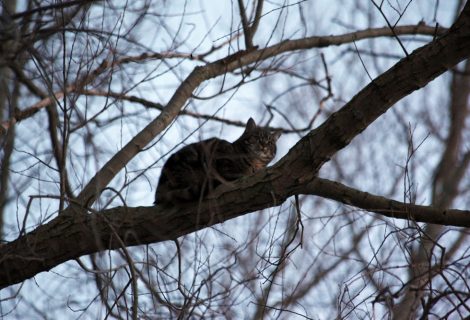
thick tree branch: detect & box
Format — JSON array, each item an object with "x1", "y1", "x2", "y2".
[
  {"x1": 273, "y1": 4, "x2": 470, "y2": 184},
  {"x1": 2, "y1": 174, "x2": 470, "y2": 290}
]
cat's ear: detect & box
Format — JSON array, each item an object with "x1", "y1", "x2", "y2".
[
  {"x1": 245, "y1": 118, "x2": 257, "y2": 131},
  {"x1": 272, "y1": 130, "x2": 282, "y2": 142}
]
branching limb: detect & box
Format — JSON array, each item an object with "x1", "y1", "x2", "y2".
[
  {"x1": 303, "y1": 178, "x2": 470, "y2": 227},
  {"x1": 3, "y1": 172, "x2": 470, "y2": 290}
]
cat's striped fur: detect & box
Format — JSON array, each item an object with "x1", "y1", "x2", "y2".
[{"x1": 155, "y1": 118, "x2": 281, "y2": 205}]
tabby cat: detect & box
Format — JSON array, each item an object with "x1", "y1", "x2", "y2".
[{"x1": 155, "y1": 118, "x2": 281, "y2": 205}]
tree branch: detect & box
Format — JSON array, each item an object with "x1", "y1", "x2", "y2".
[
  {"x1": 237, "y1": 0, "x2": 253, "y2": 48},
  {"x1": 251, "y1": 0, "x2": 264, "y2": 38},
  {"x1": 304, "y1": 178, "x2": 470, "y2": 226},
  {"x1": 0, "y1": 23, "x2": 446, "y2": 135},
  {"x1": 2, "y1": 174, "x2": 470, "y2": 289}
]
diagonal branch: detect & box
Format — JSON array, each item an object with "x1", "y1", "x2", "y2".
[
  {"x1": 0, "y1": 24, "x2": 446, "y2": 135},
  {"x1": 75, "y1": 22, "x2": 451, "y2": 207},
  {"x1": 1, "y1": 174, "x2": 470, "y2": 290},
  {"x1": 273, "y1": 3, "x2": 470, "y2": 184}
]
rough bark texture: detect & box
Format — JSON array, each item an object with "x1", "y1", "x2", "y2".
[{"x1": 2, "y1": 176, "x2": 470, "y2": 290}]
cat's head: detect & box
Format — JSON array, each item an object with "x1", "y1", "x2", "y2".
[{"x1": 238, "y1": 118, "x2": 282, "y2": 164}]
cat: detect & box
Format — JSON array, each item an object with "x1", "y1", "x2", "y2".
[{"x1": 155, "y1": 118, "x2": 281, "y2": 205}]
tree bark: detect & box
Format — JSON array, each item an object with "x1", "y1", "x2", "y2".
[{"x1": 2, "y1": 176, "x2": 470, "y2": 290}]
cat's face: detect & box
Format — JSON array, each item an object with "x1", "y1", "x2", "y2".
[{"x1": 241, "y1": 118, "x2": 281, "y2": 164}]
